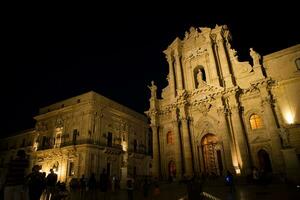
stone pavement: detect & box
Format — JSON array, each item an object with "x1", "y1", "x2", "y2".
[
  {"x1": 203, "y1": 183, "x2": 300, "y2": 200},
  {"x1": 67, "y1": 181, "x2": 300, "y2": 200}
]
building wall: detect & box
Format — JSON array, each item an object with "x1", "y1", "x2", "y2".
[
  {"x1": 146, "y1": 25, "x2": 300, "y2": 180},
  {"x1": 0, "y1": 91, "x2": 151, "y2": 185}
]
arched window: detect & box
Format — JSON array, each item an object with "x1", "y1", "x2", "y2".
[
  {"x1": 295, "y1": 58, "x2": 300, "y2": 70},
  {"x1": 167, "y1": 131, "x2": 174, "y2": 144},
  {"x1": 249, "y1": 114, "x2": 263, "y2": 129}
]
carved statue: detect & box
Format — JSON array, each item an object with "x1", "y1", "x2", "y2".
[
  {"x1": 148, "y1": 81, "x2": 157, "y2": 98},
  {"x1": 52, "y1": 161, "x2": 59, "y2": 171},
  {"x1": 196, "y1": 69, "x2": 204, "y2": 87},
  {"x1": 279, "y1": 127, "x2": 290, "y2": 148},
  {"x1": 250, "y1": 48, "x2": 261, "y2": 66}
]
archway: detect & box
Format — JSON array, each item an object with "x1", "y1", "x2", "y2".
[
  {"x1": 168, "y1": 160, "x2": 176, "y2": 179},
  {"x1": 201, "y1": 134, "x2": 224, "y2": 176},
  {"x1": 257, "y1": 149, "x2": 272, "y2": 172}
]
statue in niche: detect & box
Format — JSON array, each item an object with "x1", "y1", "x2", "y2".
[
  {"x1": 196, "y1": 69, "x2": 204, "y2": 87},
  {"x1": 148, "y1": 80, "x2": 157, "y2": 98},
  {"x1": 279, "y1": 127, "x2": 290, "y2": 148},
  {"x1": 250, "y1": 48, "x2": 261, "y2": 66}
]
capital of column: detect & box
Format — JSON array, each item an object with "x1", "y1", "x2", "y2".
[
  {"x1": 150, "y1": 124, "x2": 158, "y2": 129},
  {"x1": 231, "y1": 104, "x2": 242, "y2": 113},
  {"x1": 216, "y1": 33, "x2": 224, "y2": 43},
  {"x1": 166, "y1": 54, "x2": 173, "y2": 63},
  {"x1": 180, "y1": 116, "x2": 190, "y2": 123},
  {"x1": 261, "y1": 96, "x2": 275, "y2": 107}
]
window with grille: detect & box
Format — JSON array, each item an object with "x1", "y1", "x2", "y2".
[{"x1": 250, "y1": 114, "x2": 263, "y2": 129}]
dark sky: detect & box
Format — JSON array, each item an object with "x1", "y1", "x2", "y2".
[{"x1": 1, "y1": 3, "x2": 299, "y2": 138}]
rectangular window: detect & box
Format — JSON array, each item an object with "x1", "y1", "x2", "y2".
[
  {"x1": 69, "y1": 162, "x2": 75, "y2": 176},
  {"x1": 73, "y1": 129, "x2": 78, "y2": 144}
]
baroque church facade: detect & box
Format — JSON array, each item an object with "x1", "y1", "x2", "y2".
[
  {"x1": 146, "y1": 25, "x2": 300, "y2": 182},
  {"x1": 0, "y1": 91, "x2": 151, "y2": 186}
]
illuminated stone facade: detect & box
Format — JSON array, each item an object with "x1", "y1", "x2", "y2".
[
  {"x1": 0, "y1": 91, "x2": 151, "y2": 186},
  {"x1": 146, "y1": 25, "x2": 300, "y2": 182}
]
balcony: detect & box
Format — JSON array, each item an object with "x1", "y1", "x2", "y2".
[{"x1": 57, "y1": 139, "x2": 122, "y2": 150}]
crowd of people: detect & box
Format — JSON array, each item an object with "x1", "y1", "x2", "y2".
[
  {"x1": 0, "y1": 150, "x2": 68, "y2": 200},
  {"x1": 1, "y1": 149, "x2": 282, "y2": 200}
]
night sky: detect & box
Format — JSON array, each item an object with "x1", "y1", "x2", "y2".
[{"x1": 1, "y1": 4, "x2": 299, "y2": 138}]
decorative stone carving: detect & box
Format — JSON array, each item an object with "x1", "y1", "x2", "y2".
[
  {"x1": 185, "y1": 47, "x2": 207, "y2": 60},
  {"x1": 196, "y1": 103, "x2": 212, "y2": 116},
  {"x1": 36, "y1": 122, "x2": 48, "y2": 132},
  {"x1": 55, "y1": 117, "x2": 64, "y2": 128},
  {"x1": 52, "y1": 161, "x2": 59, "y2": 171},
  {"x1": 278, "y1": 127, "x2": 291, "y2": 148},
  {"x1": 250, "y1": 48, "x2": 261, "y2": 66}
]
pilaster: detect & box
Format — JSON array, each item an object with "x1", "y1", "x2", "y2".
[
  {"x1": 260, "y1": 90, "x2": 284, "y2": 172},
  {"x1": 166, "y1": 55, "x2": 176, "y2": 98},
  {"x1": 174, "y1": 51, "x2": 184, "y2": 91},
  {"x1": 150, "y1": 124, "x2": 160, "y2": 179},
  {"x1": 216, "y1": 34, "x2": 234, "y2": 88},
  {"x1": 178, "y1": 106, "x2": 193, "y2": 176},
  {"x1": 172, "y1": 119, "x2": 183, "y2": 179},
  {"x1": 206, "y1": 38, "x2": 220, "y2": 86}
]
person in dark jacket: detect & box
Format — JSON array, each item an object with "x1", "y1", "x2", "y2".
[
  {"x1": 46, "y1": 168, "x2": 58, "y2": 200},
  {"x1": 26, "y1": 165, "x2": 46, "y2": 200}
]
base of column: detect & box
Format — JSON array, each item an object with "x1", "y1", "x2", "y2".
[{"x1": 120, "y1": 167, "x2": 128, "y2": 189}]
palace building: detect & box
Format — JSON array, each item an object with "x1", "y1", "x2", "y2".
[
  {"x1": 145, "y1": 25, "x2": 300, "y2": 183},
  {"x1": 0, "y1": 91, "x2": 151, "y2": 186}
]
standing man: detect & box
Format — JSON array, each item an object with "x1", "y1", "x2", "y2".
[{"x1": 46, "y1": 169, "x2": 57, "y2": 200}]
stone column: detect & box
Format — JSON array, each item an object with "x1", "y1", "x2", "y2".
[
  {"x1": 216, "y1": 34, "x2": 234, "y2": 87},
  {"x1": 260, "y1": 85, "x2": 284, "y2": 172},
  {"x1": 220, "y1": 105, "x2": 240, "y2": 173},
  {"x1": 150, "y1": 125, "x2": 160, "y2": 179},
  {"x1": 229, "y1": 103, "x2": 251, "y2": 174},
  {"x1": 179, "y1": 106, "x2": 193, "y2": 176},
  {"x1": 174, "y1": 52, "x2": 184, "y2": 91},
  {"x1": 261, "y1": 95, "x2": 284, "y2": 172},
  {"x1": 172, "y1": 120, "x2": 183, "y2": 178},
  {"x1": 189, "y1": 118, "x2": 200, "y2": 175},
  {"x1": 206, "y1": 40, "x2": 220, "y2": 86},
  {"x1": 181, "y1": 119, "x2": 193, "y2": 176},
  {"x1": 166, "y1": 55, "x2": 176, "y2": 98}
]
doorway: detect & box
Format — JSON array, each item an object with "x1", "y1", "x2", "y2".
[
  {"x1": 257, "y1": 149, "x2": 272, "y2": 172},
  {"x1": 168, "y1": 160, "x2": 176, "y2": 178},
  {"x1": 201, "y1": 134, "x2": 223, "y2": 176}
]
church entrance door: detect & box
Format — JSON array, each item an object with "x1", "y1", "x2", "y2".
[{"x1": 201, "y1": 134, "x2": 223, "y2": 176}]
